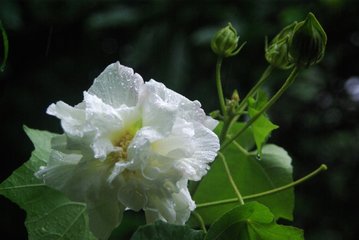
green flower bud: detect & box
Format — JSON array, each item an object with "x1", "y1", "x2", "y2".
[
  {"x1": 289, "y1": 12, "x2": 327, "y2": 67},
  {"x1": 211, "y1": 23, "x2": 246, "y2": 58},
  {"x1": 231, "y1": 89, "x2": 240, "y2": 103},
  {"x1": 227, "y1": 89, "x2": 240, "y2": 116},
  {"x1": 265, "y1": 22, "x2": 297, "y2": 69}
]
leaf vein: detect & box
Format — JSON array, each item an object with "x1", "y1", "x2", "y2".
[
  {"x1": 0, "y1": 183, "x2": 45, "y2": 190},
  {"x1": 56, "y1": 207, "x2": 87, "y2": 239}
]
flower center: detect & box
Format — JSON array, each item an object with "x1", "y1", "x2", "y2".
[
  {"x1": 112, "y1": 131, "x2": 133, "y2": 161},
  {"x1": 109, "y1": 121, "x2": 141, "y2": 163}
]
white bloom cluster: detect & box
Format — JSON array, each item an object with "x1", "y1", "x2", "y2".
[{"x1": 36, "y1": 62, "x2": 219, "y2": 239}]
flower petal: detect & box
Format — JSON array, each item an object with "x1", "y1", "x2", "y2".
[
  {"x1": 142, "y1": 79, "x2": 218, "y2": 133},
  {"x1": 140, "y1": 81, "x2": 177, "y2": 135},
  {"x1": 173, "y1": 122, "x2": 220, "y2": 181},
  {"x1": 172, "y1": 180, "x2": 195, "y2": 224},
  {"x1": 47, "y1": 101, "x2": 86, "y2": 137},
  {"x1": 115, "y1": 175, "x2": 148, "y2": 211},
  {"x1": 88, "y1": 62, "x2": 143, "y2": 108},
  {"x1": 35, "y1": 150, "x2": 81, "y2": 190}
]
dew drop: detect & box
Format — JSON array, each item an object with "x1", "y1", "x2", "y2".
[{"x1": 256, "y1": 153, "x2": 261, "y2": 160}]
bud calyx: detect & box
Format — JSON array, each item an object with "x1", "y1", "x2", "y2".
[
  {"x1": 211, "y1": 23, "x2": 246, "y2": 58},
  {"x1": 265, "y1": 22, "x2": 297, "y2": 69},
  {"x1": 289, "y1": 12, "x2": 327, "y2": 67}
]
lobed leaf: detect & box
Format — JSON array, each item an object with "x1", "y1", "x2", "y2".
[{"x1": 0, "y1": 127, "x2": 96, "y2": 240}]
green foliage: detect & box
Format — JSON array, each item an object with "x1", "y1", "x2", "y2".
[
  {"x1": 0, "y1": 127, "x2": 96, "y2": 240},
  {"x1": 130, "y1": 221, "x2": 205, "y2": 240},
  {"x1": 205, "y1": 202, "x2": 303, "y2": 240},
  {"x1": 193, "y1": 122, "x2": 293, "y2": 224},
  {"x1": 248, "y1": 90, "x2": 279, "y2": 156}
]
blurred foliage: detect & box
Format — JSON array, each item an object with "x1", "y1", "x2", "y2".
[{"x1": 0, "y1": 0, "x2": 358, "y2": 239}]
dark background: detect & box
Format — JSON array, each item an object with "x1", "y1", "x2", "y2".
[{"x1": 0, "y1": 0, "x2": 358, "y2": 239}]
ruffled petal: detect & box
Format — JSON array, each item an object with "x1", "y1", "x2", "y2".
[
  {"x1": 172, "y1": 180, "x2": 195, "y2": 224},
  {"x1": 140, "y1": 82, "x2": 177, "y2": 135},
  {"x1": 174, "y1": 122, "x2": 220, "y2": 181},
  {"x1": 151, "y1": 195, "x2": 176, "y2": 223},
  {"x1": 143, "y1": 179, "x2": 194, "y2": 225},
  {"x1": 115, "y1": 175, "x2": 148, "y2": 211},
  {"x1": 142, "y1": 79, "x2": 218, "y2": 132},
  {"x1": 35, "y1": 150, "x2": 82, "y2": 190},
  {"x1": 47, "y1": 101, "x2": 86, "y2": 137},
  {"x1": 88, "y1": 62, "x2": 143, "y2": 108}
]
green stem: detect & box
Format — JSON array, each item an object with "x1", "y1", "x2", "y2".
[
  {"x1": 221, "y1": 66, "x2": 300, "y2": 151},
  {"x1": 192, "y1": 211, "x2": 207, "y2": 234},
  {"x1": 236, "y1": 65, "x2": 274, "y2": 114},
  {"x1": 232, "y1": 140, "x2": 249, "y2": 156},
  {"x1": 220, "y1": 66, "x2": 273, "y2": 144},
  {"x1": 219, "y1": 116, "x2": 233, "y2": 143},
  {"x1": 196, "y1": 164, "x2": 327, "y2": 209},
  {"x1": 216, "y1": 57, "x2": 226, "y2": 117},
  {"x1": 0, "y1": 20, "x2": 9, "y2": 72},
  {"x1": 219, "y1": 152, "x2": 245, "y2": 205}
]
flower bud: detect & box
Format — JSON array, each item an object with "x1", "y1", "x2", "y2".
[
  {"x1": 265, "y1": 22, "x2": 297, "y2": 69},
  {"x1": 227, "y1": 89, "x2": 240, "y2": 115},
  {"x1": 211, "y1": 23, "x2": 245, "y2": 58},
  {"x1": 289, "y1": 12, "x2": 327, "y2": 67},
  {"x1": 232, "y1": 89, "x2": 240, "y2": 102}
]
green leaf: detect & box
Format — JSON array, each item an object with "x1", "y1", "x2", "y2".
[
  {"x1": 248, "y1": 91, "x2": 279, "y2": 156},
  {"x1": 205, "y1": 202, "x2": 303, "y2": 240},
  {"x1": 0, "y1": 127, "x2": 97, "y2": 240},
  {"x1": 130, "y1": 221, "x2": 205, "y2": 240},
  {"x1": 214, "y1": 121, "x2": 255, "y2": 151},
  {"x1": 193, "y1": 141, "x2": 294, "y2": 225}
]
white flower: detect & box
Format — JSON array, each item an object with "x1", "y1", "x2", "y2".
[{"x1": 36, "y1": 62, "x2": 220, "y2": 239}]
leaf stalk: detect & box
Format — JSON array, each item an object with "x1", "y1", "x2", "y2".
[
  {"x1": 196, "y1": 164, "x2": 327, "y2": 208},
  {"x1": 219, "y1": 152, "x2": 245, "y2": 205}
]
